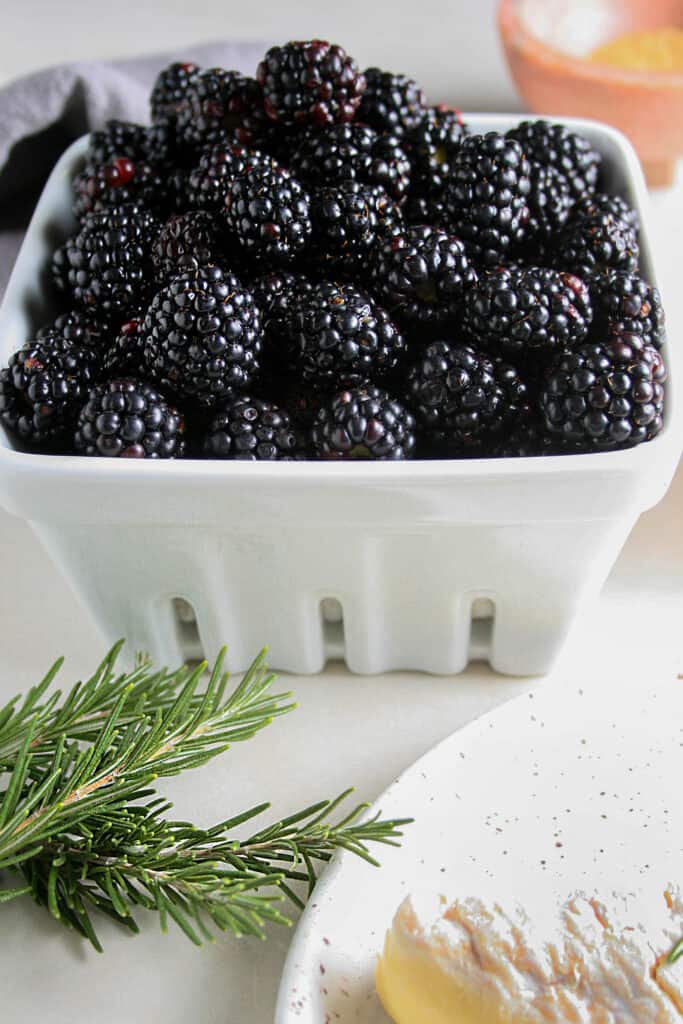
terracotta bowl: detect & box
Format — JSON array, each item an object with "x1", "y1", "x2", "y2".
[{"x1": 498, "y1": 0, "x2": 683, "y2": 186}]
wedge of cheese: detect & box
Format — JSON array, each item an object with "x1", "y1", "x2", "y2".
[{"x1": 376, "y1": 886, "x2": 683, "y2": 1023}]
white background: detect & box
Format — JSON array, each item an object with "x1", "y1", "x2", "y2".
[
  {"x1": 0, "y1": 0, "x2": 519, "y2": 111},
  {"x1": 0, "y1": 3, "x2": 682, "y2": 1022}
]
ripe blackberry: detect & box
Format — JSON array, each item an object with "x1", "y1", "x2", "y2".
[
  {"x1": 144, "y1": 119, "x2": 178, "y2": 167},
  {"x1": 262, "y1": 374, "x2": 322, "y2": 430},
  {"x1": 0, "y1": 334, "x2": 100, "y2": 450},
  {"x1": 311, "y1": 182, "x2": 401, "y2": 275},
  {"x1": 575, "y1": 192, "x2": 640, "y2": 230},
  {"x1": 404, "y1": 192, "x2": 448, "y2": 227},
  {"x1": 289, "y1": 124, "x2": 411, "y2": 202},
  {"x1": 143, "y1": 265, "x2": 262, "y2": 406},
  {"x1": 224, "y1": 165, "x2": 312, "y2": 264},
  {"x1": 103, "y1": 311, "x2": 148, "y2": 378},
  {"x1": 56, "y1": 202, "x2": 159, "y2": 317},
  {"x1": 524, "y1": 162, "x2": 573, "y2": 242},
  {"x1": 371, "y1": 225, "x2": 477, "y2": 327},
  {"x1": 406, "y1": 106, "x2": 467, "y2": 198},
  {"x1": 203, "y1": 395, "x2": 303, "y2": 460},
  {"x1": 51, "y1": 244, "x2": 70, "y2": 296},
  {"x1": 311, "y1": 386, "x2": 416, "y2": 459},
  {"x1": 445, "y1": 133, "x2": 531, "y2": 265},
  {"x1": 75, "y1": 379, "x2": 185, "y2": 458},
  {"x1": 251, "y1": 270, "x2": 315, "y2": 335},
  {"x1": 72, "y1": 157, "x2": 168, "y2": 220},
  {"x1": 150, "y1": 61, "x2": 200, "y2": 123},
  {"x1": 186, "y1": 142, "x2": 275, "y2": 211},
  {"x1": 152, "y1": 211, "x2": 222, "y2": 282},
  {"x1": 357, "y1": 68, "x2": 426, "y2": 137},
  {"x1": 251, "y1": 270, "x2": 316, "y2": 377},
  {"x1": 177, "y1": 69, "x2": 271, "y2": 150},
  {"x1": 88, "y1": 119, "x2": 176, "y2": 168},
  {"x1": 540, "y1": 340, "x2": 666, "y2": 449},
  {"x1": 88, "y1": 120, "x2": 151, "y2": 165},
  {"x1": 406, "y1": 341, "x2": 528, "y2": 452},
  {"x1": 37, "y1": 309, "x2": 109, "y2": 350},
  {"x1": 166, "y1": 168, "x2": 189, "y2": 214},
  {"x1": 489, "y1": 408, "x2": 545, "y2": 458},
  {"x1": 257, "y1": 40, "x2": 366, "y2": 127},
  {"x1": 462, "y1": 266, "x2": 592, "y2": 357},
  {"x1": 290, "y1": 281, "x2": 406, "y2": 390},
  {"x1": 589, "y1": 269, "x2": 665, "y2": 350},
  {"x1": 487, "y1": 405, "x2": 586, "y2": 458},
  {"x1": 505, "y1": 120, "x2": 601, "y2": 201},
  {"x1": 549, "y1": 207, "x2": 640, "y2": 276}
]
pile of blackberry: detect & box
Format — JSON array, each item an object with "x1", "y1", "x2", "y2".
[{"x1": 1, "y1": 41, "x2": 667, "y2": 461}]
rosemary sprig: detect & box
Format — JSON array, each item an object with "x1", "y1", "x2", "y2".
[
  {"x1": 668, "y1": 936, "x2": 683, "y2": 964},
  {"x1": 0, "y1": 645, "x2": 410, "y2": 950}
]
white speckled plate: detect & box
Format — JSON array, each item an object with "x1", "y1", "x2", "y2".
[{"x1": 275, "y1": 676, "x2": 683, "y2": 1023}]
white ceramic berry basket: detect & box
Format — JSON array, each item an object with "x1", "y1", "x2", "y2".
[{"x1": 0, "y1": 115, "x2": 680, "y2": 677}]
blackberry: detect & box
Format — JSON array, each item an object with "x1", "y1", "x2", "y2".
[
  {"x1": 524, "y1": 162, "x2": 573, "y2": 242},
  {"x1": 289, "y1": 124, "x2": 411, "y2": 202},
  {"x1": 290, "y1": 281, "x2": 406, "y2": 390},
  {"x1": 37, "y1": 309, "x2": 109, "y2": 350},
  {"x1": 75, "y1": 379, "x2": 185, "y2": 458},
  {"x1": 311, "y1": 386, "x2": 416, "y2": 459},
  {"x1": 588, "y1": 269, "x2": 665, "y2": 351},
  {"x1": 224, "y1": 165, "x2": 312, "y2": 264},
  {"x1": 406, "y1": 340, "x2": 528, "y2": 452},
  {"x1": 357, "y1": 68, "x2": 426, "y2": 137},
  {"x1": 72, "y1": 157, "x2": 168, "y2": 220},
  {"x1": 143, "y1": 265, "x2": 262, "y2": 406},
  {"x1": 150, "y1": 62, "x2": 201, "y2": 123},
  {"x1": 57, "y1": 202, "x2": 158, "y2": 315},
  {"x1": 263, "y1": 373, "x2": 322, "y2": 430},
  {"x1": 152, "y1": 210, "x2": 222, "y2": 282},
  {"x1": 203, "y1": 395, "x2": 303, "y2": 460},
  {"x1": 88, "y1": 120, "x2": 152, "y2": 165},
  {"x1": 51, "y1": 244, "x2": 70, "y2": 296},
  {"x1": 56, "y1": 202, "x2": 159, "y2": 317},
  {"x1": 144, "y1": 119, "x2": 178, "y2": 167},
  {"x1": 0, "y1": 334, "x2": 100, "y2": 451},
  {"x1": 311, "y1": 182, "x2": 401, "y2": 275},
  {"x1": 540, "y1": 340, "x2": 666, "y2": 449},
  {"x1": 489, "y1": 408, "x2": 547, "y2": 457},
  {"x1": 251, "y1": 270, "x2": 316, "y2": 377},
  {"x1": 404, "y1": 192, "x2": 448, "y2": 227},
  {"x1": 186, "y1": 142, "x2": 275, "y2": 212},
  {"x1": 371, "y1": 225, "x2": 477, "y2": 327},
  {"x1": 406, "y1": 106, "x2": 467, "y2": 198},
  {"x1": 257, "y1": 40, "x2": 365, "y2": 127},
  {"x1": 103, "y1": 312, "x2": 148, "y2": 378},
  {"x1": 575, "y1": 192, "x2": 640, "y2": 230},
  {"x1": 488, "y1": 406, "x2": 585, "y2": 458},
  {"x1": 462, "y1": 266, "x2": 592, "y2": 357},
  {"x1": 445, "y1": 133, "x2": 531, "y2": 265},
  {"x1": 505, "y1": 120, "x2": 601, "y2": 201},
  {"x1": 167, "y1": 168, "x2": 189, "y2": 213},
  {"x1": 177, "y1": 69, "x2": 271, "y2": 150},
  {"x1": 87, "y1": 119, "x2": 176, "y2": 168},
  {"x1": 549, "y1": 207, "x2": 639, "y2": 276}
]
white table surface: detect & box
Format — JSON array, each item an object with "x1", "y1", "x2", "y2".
[{"x1": 1, "y1": 15, "x2": 682, "y2": 1019}]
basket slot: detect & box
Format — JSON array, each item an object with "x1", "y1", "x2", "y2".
[
  {"x1": 321, "y1": 598, "x2": 345, "y2": 662},
  {"x1": 171, "y1": 597, "x2": 203, "y2": 663},
  {"x1": 468, "y1": 616, "x2": 495, "y2": 662}
]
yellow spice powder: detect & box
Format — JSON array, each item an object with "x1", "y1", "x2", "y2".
[{"x1": 589, "y1": 26, "x2": 683, "y2": 73}]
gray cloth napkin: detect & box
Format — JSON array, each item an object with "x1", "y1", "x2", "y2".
[{"x1": 0, "y1": 41, "x2": 267, "y2": 300}]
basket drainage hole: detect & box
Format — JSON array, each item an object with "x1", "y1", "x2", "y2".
[
  {"x1": 468, "y1": 598, "x2": 495, "y2": 662},
  {"x1": 321, "y1": 598, "x2": 345, "y2": 660},
  {"x1": 171, "y1": 598, "x2": 203, "y2": 661}
]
